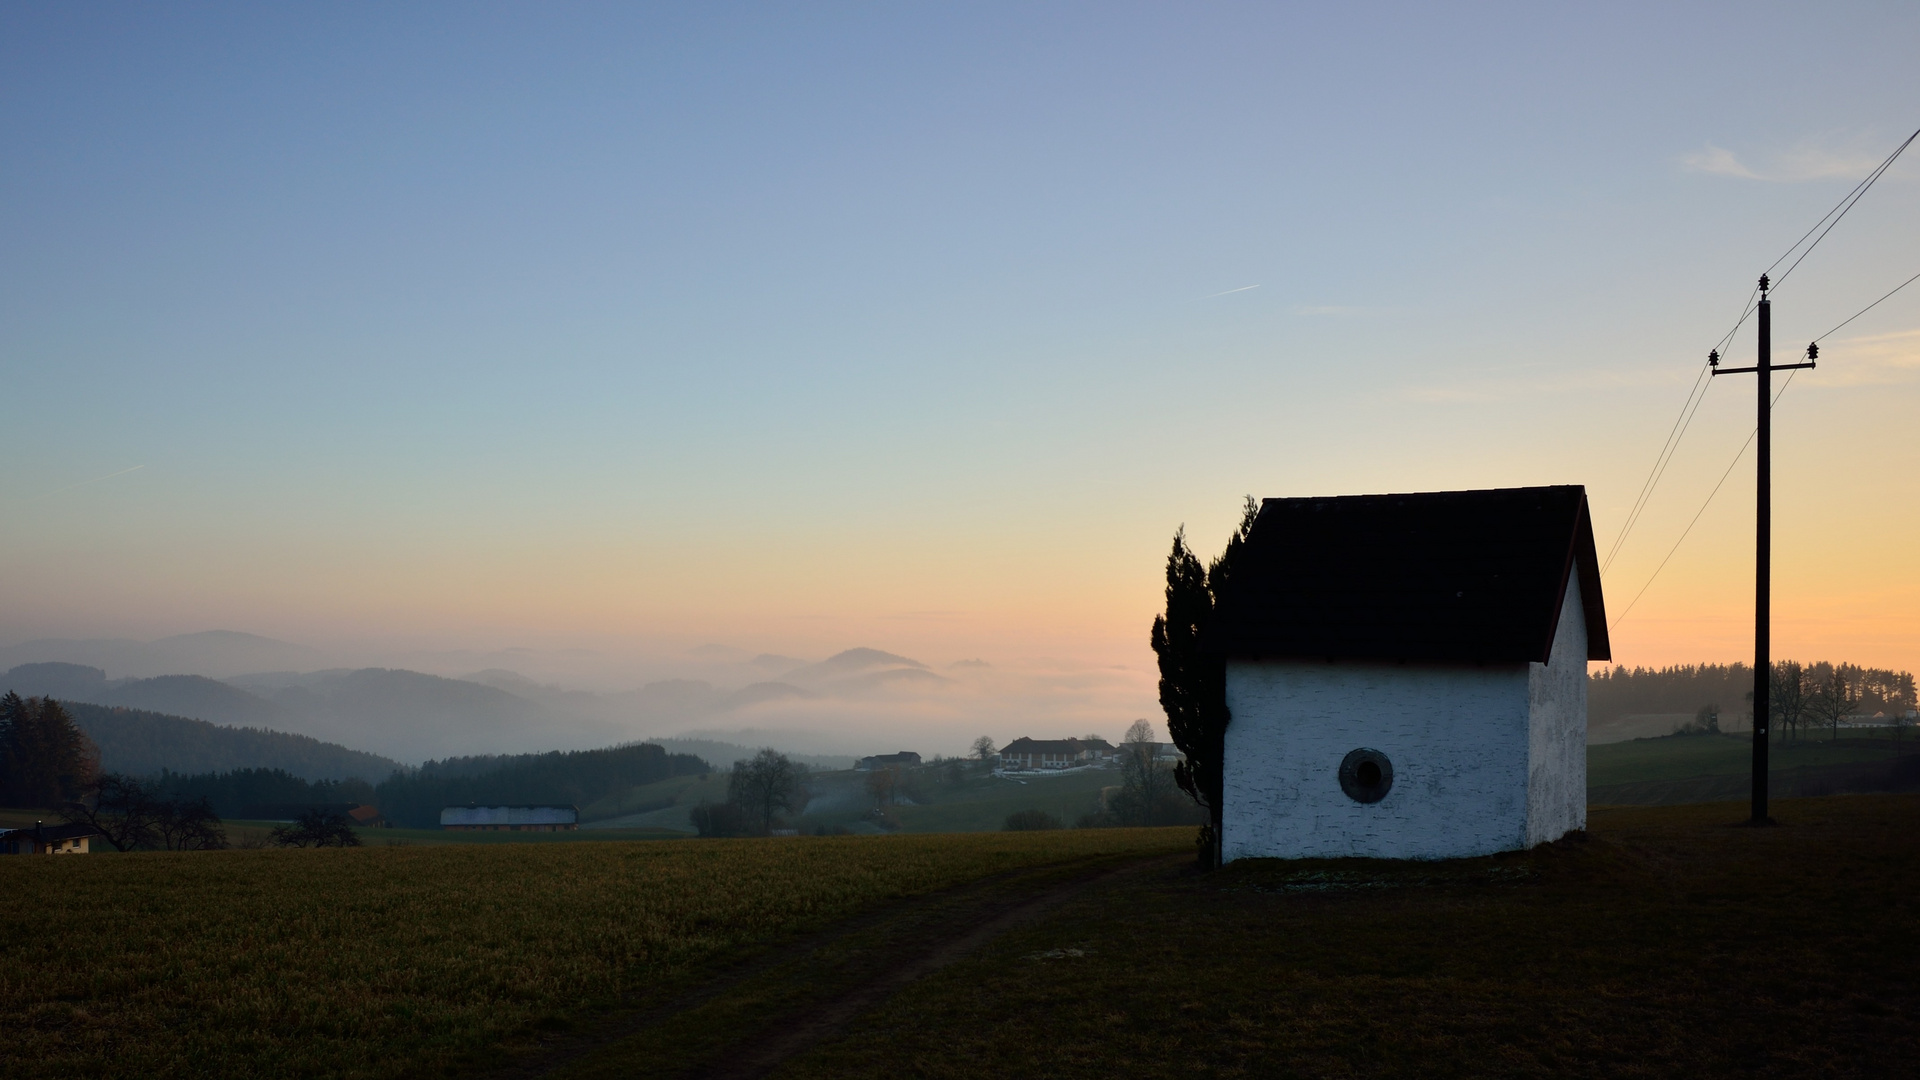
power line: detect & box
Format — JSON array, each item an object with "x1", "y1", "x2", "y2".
[
  {"x1": 1771, "y1": 127, "x2": 1918, "y2": 291},
  {"x1": 1601, "y1": 288, "x2": 1754, "y2": 576},
  {"x1": 1610, "y1": 255, "x2": 1919, "y2": 629},
  {"x1": 1609, "y1": 372, "x2": 1801, "y2": 630},
  {"x1": 1602, "y1": 361, "x2": 1712, "y2": 574},
  {"x1": 1602, "y1": 125, "x2": 1918, "y2": 581},
  {"x1": 1763, "y1": 147, "x2": 1896, "y2": 279},
  {"x1": 1814, "y1": 267, "x2": 1920, "y2": 342}
]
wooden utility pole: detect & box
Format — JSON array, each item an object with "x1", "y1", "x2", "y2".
[{"x1": 1710, "y1": 274, "x2": 1815, "y2": 824}]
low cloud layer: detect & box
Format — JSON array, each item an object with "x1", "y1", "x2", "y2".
[{"x1": 0, "y1": 633, "x2": 1160, "y2": 765}]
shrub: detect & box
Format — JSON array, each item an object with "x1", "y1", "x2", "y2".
[
  {"x1": 689, "y1": 801, "x2": 750, "y2": 837},
  {"x1": 1003, "y1": 809, "x2": 1063, "y2": 831},
  {"x1": 270, "y1": 809, "x2": 361, "y2": 848}
]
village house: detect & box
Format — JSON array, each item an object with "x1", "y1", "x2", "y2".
[
  {"x1": 856, "y1": 751, "x2": 922, "y2": 771},
  {"x1": 0, "y1": 821, "x2": 102, "y2": 855},
  {"x1": 1208, "y1": 485, "x2": 1609, "y2": 861},
  {"x1": 439, "y1": 805, "x2": 579, "y2": 831},
  {"x1": 996, "y1": 737, "x2": 1118, "y2": 771}
]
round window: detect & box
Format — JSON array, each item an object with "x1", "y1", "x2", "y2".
[{"x1": 1338, "y1": 748, "x2": 1393, "y2": 804}]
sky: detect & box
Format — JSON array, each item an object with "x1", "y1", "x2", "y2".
[{"x1": 3, "y1": 3, "x2": 1918, "y2": 749}]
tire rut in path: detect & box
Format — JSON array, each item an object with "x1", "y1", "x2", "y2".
[
  {"x1": 692, "y1": 853, "x2": 1183, "y2": 1080},
  {"x1": 501, "y1": 852, "x2": 1184, "y2": 1080}
]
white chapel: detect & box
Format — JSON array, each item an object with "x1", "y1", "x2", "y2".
[{"x1": 1210, "y1": 485, "x2": 1610, "y2": 861}]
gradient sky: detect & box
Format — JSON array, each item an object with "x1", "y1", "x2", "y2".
[{"x1": 5, "y1": 4, "x2": 1919, "y2": 702}]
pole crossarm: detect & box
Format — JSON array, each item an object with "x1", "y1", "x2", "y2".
[{"x1": 1712, "y1": 362, "x2": 1814, "y2": 375}]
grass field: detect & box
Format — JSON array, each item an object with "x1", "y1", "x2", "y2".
[
  {"x1": 0, "y1": 826, "x2": 1189, "y2": 1080},
  {"x1": 585, "y1": 733, "x2": 1920, "y2": 833},
  {"x1": 1588, "y1": 732, "x2": 1920, "y2": 805},
  {"x1": 773, "y1": 793, "x2": 1920, "y2": 1079},
  {"x1": 578, "y1": 766, "x2": 1135, "y2": 835},
  {"x1": 1587, "y1": 730, "x2": 1914, "y2": 787},
  {"x1": 8, "y1": 795, "x2": 1917, "y2": 1077}
]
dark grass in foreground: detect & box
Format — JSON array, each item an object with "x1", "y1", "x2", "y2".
[
  {"x1": 782, "y1": 795, "x2": 1920, "y2": 1079},
  {"x1": 0, "y1": 828, "x2": 1189, "y2": 1080}
]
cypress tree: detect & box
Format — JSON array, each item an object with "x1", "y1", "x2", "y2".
[{"x1": 1152, "y1": 496, "x2": 1257, "y2": 868}]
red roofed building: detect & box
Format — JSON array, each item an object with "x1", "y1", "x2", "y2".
[{"x1": 996, "y1": 737, "x2": 1116, "y2": 771}]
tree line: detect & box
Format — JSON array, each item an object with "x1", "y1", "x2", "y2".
[
  {"x1": 149, "y1": 767, "x2": 377, "y2": 818},
  {"x1": 3, "y1": 693, "x2": 353, "y2": 850},
  {"x1": 95, "y1": 744, "x2": 711, "y2": 827},
  {"x1": 374, "y1": 742, "x2": 710, "y2": 828},
  {"x1": 5, "y1": 692, "x2": 717, "y2": 843},
  {"x1": 1767, "y1": 661, "x2": 1914, "y2": 741},
  {"x1": 1591, "y1": 662, "x2": 1917, "y2": 732},
  {"x1": 0, "y1": 692, "x2": 98, "y2": 808}
]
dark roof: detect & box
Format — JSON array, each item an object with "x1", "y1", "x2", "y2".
[
  {"x1": 1208, "y1": 485, "x2": 1610, "y2": 664},
  {"x1": 999, "y1": 738, "x2": 1115, "y2": 755},
  {"x1": 0, "y1": 823, "x2": 102, "y2": 843}
]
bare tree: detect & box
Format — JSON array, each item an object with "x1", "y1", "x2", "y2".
[
  {"x1": 1770, "y1": 662, "x2": 1811, "y2": 741},
  {"x1": 970, "y1": 736, "x2": 997, "y2": 768},
  {"x1": 154, "y1": 796, "x2": 228, "y2": 851},
  {"x1": 1808, "y1": 663, "x2": 1857, "y2": 742},
  {"x1": 1119, "y1": 719, "x2": 1177, "y2": 827},
  {"x1": 60, "y1": 773, "x2": 159, "y2": 852},
  {"x1": 727, "y1": 749, "x2": 809, "y2": 835}
]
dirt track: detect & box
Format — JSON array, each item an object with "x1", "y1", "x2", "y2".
[{"x1": 492, "y1": 852, "x2": 1184, "y2": 1080}]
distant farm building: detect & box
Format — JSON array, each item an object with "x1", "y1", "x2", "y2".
[
  {"x1": 0, "y1": 822, "x2": 101, "y2": 855},
  {"x1": 997, "y1": 737, "x2": 1117, "y2": 771},
  {"x1": 1209, "y1": 485, "x2": 1609, "y2": 861},
  {"x1": 439, "y1": 805, "x2": 579, "y2": 832},
  {"x1": 856, "y1": 751, "x2": 922, "y2": 771}
]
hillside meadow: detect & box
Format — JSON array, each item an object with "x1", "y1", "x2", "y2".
[
  {"x1": 777, "y1": 794, "x2": 1920, "y2": 1079},
  {"x1": 0, "y1": 827, "x2": 1189, "y2": 1080}
]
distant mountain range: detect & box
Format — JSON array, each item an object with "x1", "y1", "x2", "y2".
[
  {"x1": 0, "y1": 630, "x2": 324, "y2": 680},
  {"x1": 0, "y1": 644, "x2": 946, "y2": 764},
  {"x1": 4, "y1": 660, "x2": 557, "y2": 762}
]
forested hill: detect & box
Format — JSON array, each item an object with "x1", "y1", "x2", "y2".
[
  {"x1": 64, "y1": 702, "x2": 401, "y2": 782},
  {"x1": 1590, "y1": 663, "x2": 1918, "y2": 726},
  {"x1": 151, "y1": 768, "x2": 377, "y2": 819},
  {"x1": 375, "y1": 743, "x2": 710, "y2": 828}
]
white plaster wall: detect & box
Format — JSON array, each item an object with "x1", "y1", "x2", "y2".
[
  {"x1": 1221, "y1": 660, "x2": 1531, "y2": 860},
  {"x1": 1525, "y1": 576, "x2": 1588, "y2": 846}
]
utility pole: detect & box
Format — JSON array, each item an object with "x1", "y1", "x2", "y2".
[{"x1": 1710, "y1": 274, "x2": 1815, "y2": 824}]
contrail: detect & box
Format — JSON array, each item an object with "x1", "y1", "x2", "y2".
[
  {"x1": 29, "y1": 464, "x2": 146, "y2": 501},
  {"x1": 1203, "y1": 284, "x2": 1260, "y2": 298}
]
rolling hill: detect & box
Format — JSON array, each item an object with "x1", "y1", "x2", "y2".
[{"x1": 62, "y1": 701, "x2": 400, "y2": 781}]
